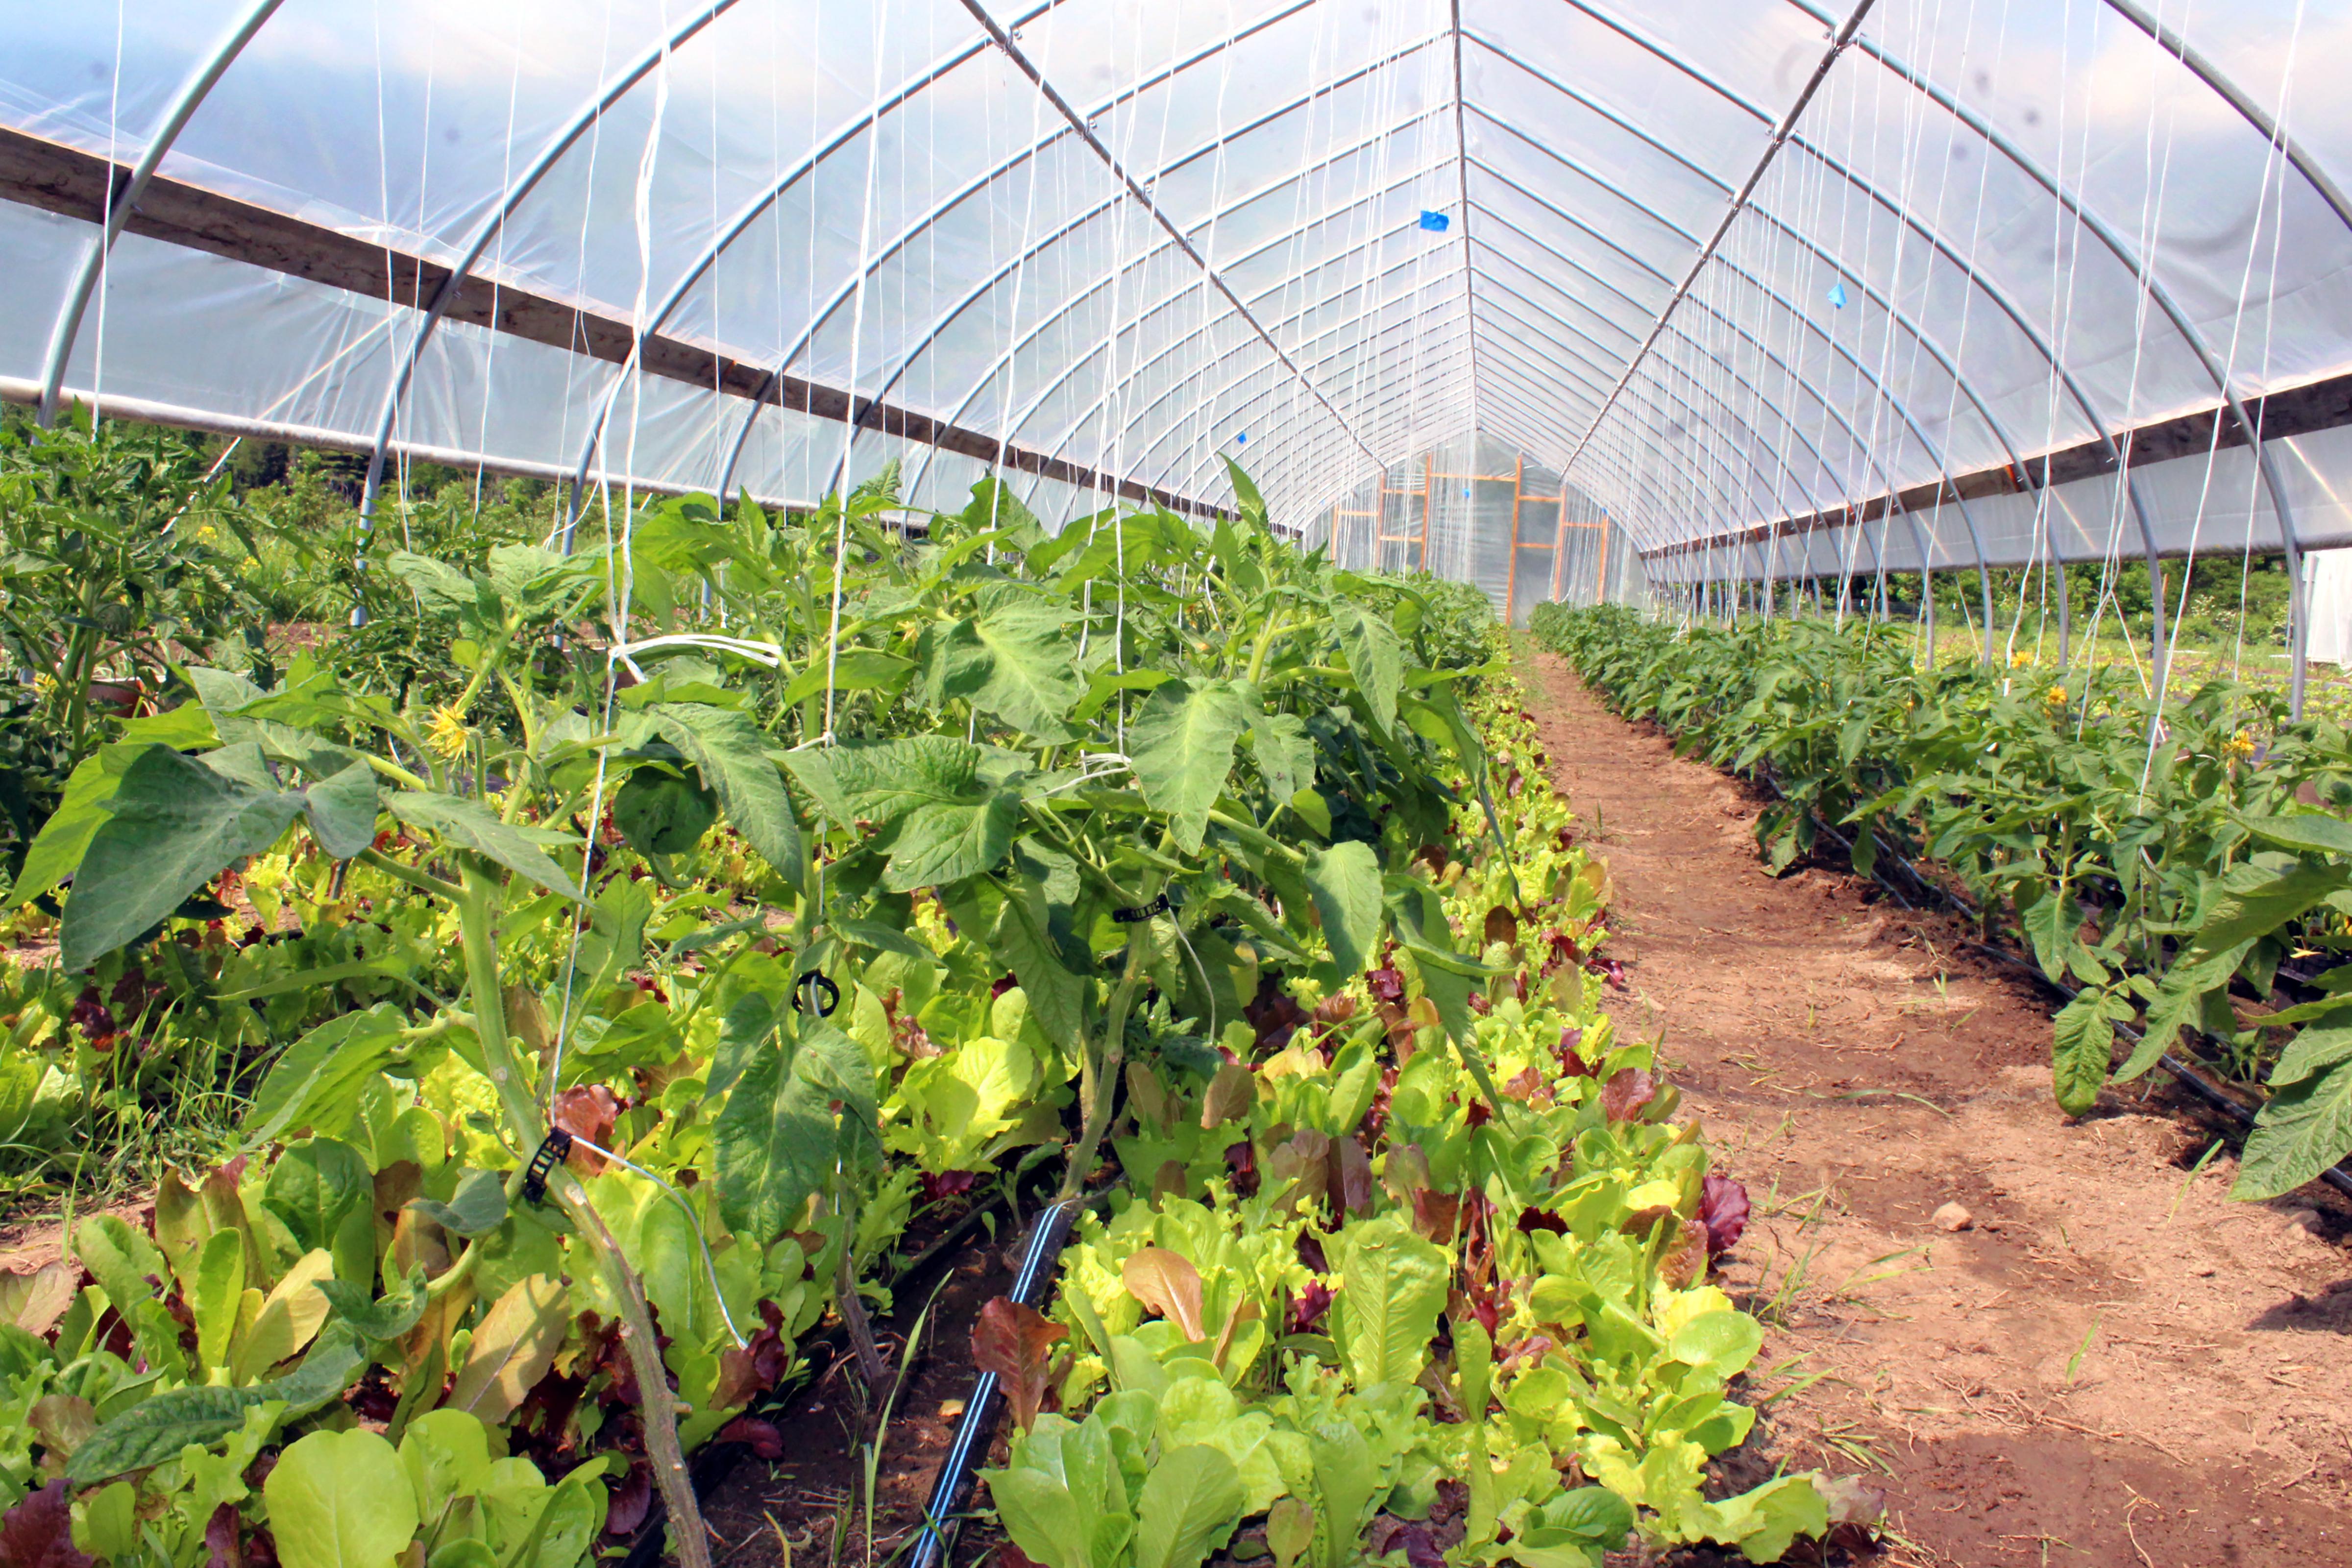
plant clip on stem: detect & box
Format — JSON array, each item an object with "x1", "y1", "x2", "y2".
[
  {"x1": 905, "y1": 1195, "x2": 1084, "y2": 1568},
  {"x1": 522, "y1": 1127, "x2": 573, "y2": 1204},
  {"x1": 793, "y1": 970, "x2": 842, "y2": 1017},
  {"x1": 1110, "y1": 891, "x2": 1172, "y2": 923}
]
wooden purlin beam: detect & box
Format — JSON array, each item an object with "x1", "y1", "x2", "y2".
[
  {"x1": 1516, "y1": 522, "x2": 1604, "y2": 552},
  {"x1": 0, "y1": 124, "x2": 1220, "y2": 518},
  {"x1": 1645, "y1": 367, "x2": 2352, "y2": 561},
  {"x1": 0, "y1": 373, "x2": 822, "y2": 512}
]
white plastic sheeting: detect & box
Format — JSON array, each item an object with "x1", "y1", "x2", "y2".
[
  {"x1": 1659, "y1": 422, "x2": 2352, "y2": 585},
  {"x1": 0, "y1": 0, "x2": 2347, "y2": 577}
]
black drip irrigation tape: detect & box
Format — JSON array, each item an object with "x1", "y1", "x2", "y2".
[
  {"x1": 1745, "y1": 765, "x2": 2352, "y2": 1204},
  {"x1": 905, "y1": 1195, "x2": 1084, "y2": 1568},
  {"x1": 1950, "y1": 938, "x2": 2350, "y2": 1186},
  {"x1": 616, "y1": 1177, "x2": 1053, "y2": 1568}
]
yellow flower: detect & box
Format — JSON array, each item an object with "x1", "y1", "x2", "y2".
[
  {"x1": 2223, "y1": 729, "x2": 2256, "y2": 762},
  {"x1": 2045, "y1": 685, "x2": 2067, "y2": 709},
  {"x1": 424, "y1": 705, "x2": 472, "y2": 759},
  {"x1": 2010, "y1": 651, "x2": 2032, "y2": 669},
  {"x1": 30, "y1": 672, "x2": 56, "y2": 698}
]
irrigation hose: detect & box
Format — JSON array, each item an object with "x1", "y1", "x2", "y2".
[
  {"x1": 613, "y1": 1176, "x2": 1056, "y2": 1568},
  {"x1": 1956, "y1": 938, "x2": 2352, "y2": 1203},
  {"x1": 904, "y1": 1195, "x2": 1084, "y2": 1568},
  {"x1": 1751, "y1": 767, "x2": 2352, "y2": 1203}
]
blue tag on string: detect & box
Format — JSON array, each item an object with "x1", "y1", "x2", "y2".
[
  {"x1": 1419, "y1": 210, "x2": 1450, "y2": 232},
  {"x1": 1826, "y1": 281, "x2": 1849, "y2": 309}
]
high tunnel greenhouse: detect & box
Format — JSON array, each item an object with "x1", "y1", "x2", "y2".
[
  {"x1": 11, "y1": 7, "x2": 2352, "y2": 1568},
  {"x1": 6, "y1": 2, "x2": 2351, "y2": 666}
]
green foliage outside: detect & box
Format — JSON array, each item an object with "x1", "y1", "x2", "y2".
[{"x1": 1757, "y1": 556, "x2": 2296, "y2": 655}]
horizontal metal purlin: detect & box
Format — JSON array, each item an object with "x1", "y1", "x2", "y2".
[
  {"x1": 0, "y1": 123, "x2": 1221, "y2": 518},
  {"x1": 1646, "y1": 367, "x2": 2352, "y2": 560}
]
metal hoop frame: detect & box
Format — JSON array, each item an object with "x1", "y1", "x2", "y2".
[{"x1": 25, "y1": 0, "x2": 2343, "y2": 662}]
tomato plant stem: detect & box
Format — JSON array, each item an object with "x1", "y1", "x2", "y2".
[
  {"x1": 834, "y1": 1190, "x2": 890, "y2": 1389},
  {"x1": 1057, "y1": 922, "x2": 1150, "y2": 1207},
  {"x1": 455, "y1": 861, "x2": 714, "y2": 1568}
]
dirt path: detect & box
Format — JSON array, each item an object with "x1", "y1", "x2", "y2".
[{"x1": 1519, "y1": 643, "x2": 2352, "y2": 1568}]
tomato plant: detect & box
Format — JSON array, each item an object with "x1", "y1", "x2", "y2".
[{"x1": 1534, "y1": 602, "x2": 2352, "y2": 1201}]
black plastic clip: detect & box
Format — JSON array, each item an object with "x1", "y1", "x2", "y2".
[
  {"x1": 522, "y1": 1128, "x2": 573, "y2": 1204},
  {"x1": 793, "y1": 970, "x2": 842, "y2": 1017},
  {"x1": 1111, "y1": 892, "x2": 1172, "y2": 924}
]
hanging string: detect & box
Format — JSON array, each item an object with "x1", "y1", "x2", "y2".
[
  {"x1": 549, "y1": 1, "x2": 670, "y2": 1110},
  {"x1": 86, "y1": 0, "x2": 125, "y2": 437},
  {"x1": 2229, "y1": 0, "x2": 2311, "y2": 692},
  {"x1": 820, "y1": 0, "x2": 894, "y2": 751}
]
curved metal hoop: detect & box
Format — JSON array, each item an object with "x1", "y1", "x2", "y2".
[{"x1": 35, "y1": 0, "x2": 288, "y2": 425}]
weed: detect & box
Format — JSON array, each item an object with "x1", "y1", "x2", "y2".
[
  {"x1": 1752, "y1": 1189, "x2": 1835, "y2": 1327},
  {"x1": 2164, "y1": 1139, "x2": 2224, "y2": 1224},
  {"x1": 1813, "y1": 1420, "x2": 1892, "y2": 1474},
  {"x1": 1833, "y1": 1244, "x2": 1934, "y2": 1298},
  {"x1": 2065, "y1": 1321, "x2": 2101, "y2": 1386}
]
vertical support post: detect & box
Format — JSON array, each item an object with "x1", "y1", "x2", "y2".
[
  {"x1": 1919, "y1": 528, "x2": 1936, "y2": 670},
  {"x1": 1594, "y1": 507, "x2": 1611, "y2": 607},
  {"x1": 2286, "y1": 548, "x2": 2309, "y2": 717},
  {"x1": 1421, "y1": 452, "x2": 1435, "y2": 573},
  {"x1": 1550, "y1": 491, "x2": 1570, "y2": 605},
  {"x1": 1506, "y1": 454, "x2": 1525, "y2": 626},
  {"x1": 2053, "y1": 507, "x2": 2070, "y2": 665}
]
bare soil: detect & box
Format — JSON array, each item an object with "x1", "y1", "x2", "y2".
[
  {"x1": 696, "y1": 1209, "x2": 1025, "y2": 1568},
  {"x1": 1520, "y1": 642, "x2": 2352, "y2": 1567}
]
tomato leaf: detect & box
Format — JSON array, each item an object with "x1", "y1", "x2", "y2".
[
  {"x1": 2233, "y1": 1055, "x2": 2352, "y2": 1201},
  {"x1": 1331, "y1": 601, "x2": 1402, "y2": 736},
  {"x1": 648, "y1": 702, "x2": 804, "y2": 883},
  {"x1": 1127, "y1": 679, "x2": 1252, "y2": 854},
  {"x1": 2050, "y1": 992, "x2": 2115, "y2": 1118},
  {"x1": 61, "y1": 743, "x2": 332, "y2": 969},
  {"x1": 934, "y1": 602, "x2": 1084, "y2": 741},
  {"x1": 243, "y1": 1006, "x2": 407, "y2": 1148},
  {"x1": 713, "y1": 1018, "x2": 879, "y2": 1240},
  {"x1": 986, "y1": 875, "x2": 1085, "y2": 1049},
  {"x1": 882, "y1": 794, "x2": 1020, "y2": 891},
  {"x1": 388, "y1": 792, "x2": 580, "y2": 900},
  {"x1": 1302, "y1": 840, "x2": 1382, "y2": 977}
]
